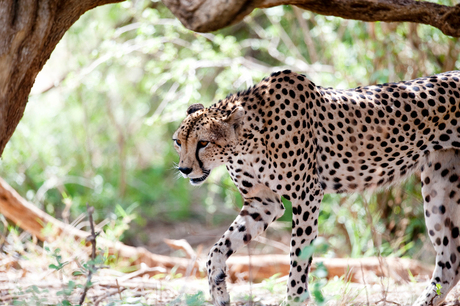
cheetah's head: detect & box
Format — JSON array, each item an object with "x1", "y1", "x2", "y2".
[{"x1": 173, "y1": 103, "x2": 245, "y2": 185}]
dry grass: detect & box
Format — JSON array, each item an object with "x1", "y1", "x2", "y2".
[
  {"x1": 0, "y1": 210, "x2": 459, "y2": 306},
  {"x1": 1, "y1": 232, "x2": 460, "y2": 306}
]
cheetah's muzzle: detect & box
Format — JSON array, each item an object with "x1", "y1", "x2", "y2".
[{"x1": 190, "y1": 170, "x2": 210, "y2": 185}]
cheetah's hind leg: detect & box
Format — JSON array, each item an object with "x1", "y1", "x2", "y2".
[{"x1": 414, "y1": 149, "x2": 460, "y2": 306}]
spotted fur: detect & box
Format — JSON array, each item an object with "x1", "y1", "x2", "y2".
[{"x1": 173, "y1": 70, "x2": 460, "y2": 306}]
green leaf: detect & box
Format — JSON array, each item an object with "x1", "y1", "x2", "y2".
[
  {"x1": 49, "y1": 264, "x2": 60, "y2": 270},
  {"x1": 185, "y1": 291, "x2": 205, "y2": 306}
]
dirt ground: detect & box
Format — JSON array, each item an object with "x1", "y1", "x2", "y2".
[
  {"x1": 1, "y1": 239, "x2": 460, "y2": 306},
  {"x1": 0, "y1": 220, "x2": 457, "y2": 305},
  {"x1": 2, "y1": 266, "x2": 460, "y2": 305}
]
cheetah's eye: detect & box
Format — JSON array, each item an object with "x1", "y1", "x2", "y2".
[
  {"x1": 174, "y1": 139, "x2": 182, "y2": 146},
  {"x1": 198, "y1": 141, "x2": 209, "y2": 148}
]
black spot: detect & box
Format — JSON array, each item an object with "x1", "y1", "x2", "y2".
[
  {"x1": 443, "y1": 236, "x2": 449, "y2": 246},
  {"x1": 243, "y1": 234, "x2": 252, "y2": 243},
  {"x1": 250, "y1": 213, "x2": 262, "y2": 221},
  {"x1": 242, "y1": 180, "x2": 253, "y2": 188},
  {"x1": 453, "y1": 227, "x2": 459, "y2": 239},
  {"x1": 441, "y1": 169, "x2": 449, "y2": 177},
  {"x1": 439, "y1": 205, "x2": 446, "y2": 214},
  {"x1": 296, "y1": 227, "x2": 303, "y2": 236},
  {"x1": 295, "y1": 248, "x2": 301, "y2": 256},
  {"x1": 440, "y1": 134, "x2": 450, "y2": 142},
  {"x1": 215, "y1": 270, "x2": 226, "y2": 285}
]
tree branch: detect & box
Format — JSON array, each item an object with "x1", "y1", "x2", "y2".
[{"x1": 162, "y1": 0, "x2": 460, "y2": 36}]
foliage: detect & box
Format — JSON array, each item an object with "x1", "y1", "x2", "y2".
[
  {"x1": 47, "y1": 246, "x2": 70, "y2": 271},
  {"x1": 0, "y1": 0, "x2": 459, "y2": 260},
  {"x1": 261, "y1": 273, "x2": 283, "y2": 294},
  {"x1": 168, "y1": 291, "x2": 206, "y2": 306},
  {"x1": 6, "y1": 235, "x2": 104, "y2": 305},
  {"x1": 319, "y1": 175, "x2": 426, "y2": 258},
  {"x1": 2, "y1": 209, "x2": 178, "y2": 306},
  {"x1": 12, "y1": 286, "x2": 49, "y2": 306},
  {"x1": 436, "y1": 284, "x2": 442, "y2": 296}
]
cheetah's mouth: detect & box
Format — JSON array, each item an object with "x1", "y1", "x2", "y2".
[{"x1": 190, "y1": 170, "x2": 210, "y2": 186}]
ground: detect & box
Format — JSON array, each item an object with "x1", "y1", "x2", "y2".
[
  {"x1": 1, "y1": 224, "x2": 460, "y2": 306},
  {"x1": 2, "y1": 260, "x2": 460, "y2": 305}
]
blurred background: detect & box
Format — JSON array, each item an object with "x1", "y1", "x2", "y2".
[{"x1": 1, "y1": 0, "x2": 459, "y2": 263}]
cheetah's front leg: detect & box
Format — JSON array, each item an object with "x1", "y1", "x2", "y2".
[
  {"x1": 285, "y1": 185, "x2": 323, "y2": 306},
  {"x1": 206, "y1": 185, "x2": 285, "y2": 306}
]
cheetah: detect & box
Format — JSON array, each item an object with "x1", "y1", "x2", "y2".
[{"x1": 173, "y1": 70, "x2": 460, "y2": 306}]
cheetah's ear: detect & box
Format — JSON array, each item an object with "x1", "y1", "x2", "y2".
[
  {"x1": 186, "y1": 103, "x2": 204, "y2": 115},
  {"x1": 224, "y1": 106, "x2": 245, "y2": 128}
]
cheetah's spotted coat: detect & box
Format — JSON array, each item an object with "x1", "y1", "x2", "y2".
[{"x1": 173, "y1": 70, "x2": 460, "y2": 306}]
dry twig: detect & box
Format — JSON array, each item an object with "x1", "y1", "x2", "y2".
[
  {"x1": 163, "y1": 238, "x2": 196, "y2": 259},
  {"x1": 79, "y1": 204, "x2": 101, "y2": 305},
  {"x1": 94, "y1": 288, "x2": 127, "y2": 306}
]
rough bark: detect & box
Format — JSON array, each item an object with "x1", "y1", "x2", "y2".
[
  {"x1": 0, "y1": 176, "x2": 92, "y2": 241},
  {"x1": 162, "y1": 0, "x2": 460, "y2": 36},
  {"x1": 0, "y1": 0, "x2": 122, "y2": 156}
]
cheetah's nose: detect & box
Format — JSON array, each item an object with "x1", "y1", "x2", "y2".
[{"x1": 178, "y1": 167, "x2": 193, "y2": 175}]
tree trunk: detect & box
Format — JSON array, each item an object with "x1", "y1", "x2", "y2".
[{"x1": 0, "y1": 0, "x2": 122, "y2": 156}]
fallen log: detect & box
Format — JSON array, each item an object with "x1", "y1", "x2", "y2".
[
  {"x1": 0, "y1": 177, "x2": 433, "y2": 283},
  {"x1": 0, "y1": 176, "x2": 202, "y2": 276},
  {"x1": 227, "y1": 255, "x2": 433, "y2": 283},
  {"x1": 0, "y1": 177, "x2": 88, "y2": 241}
]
